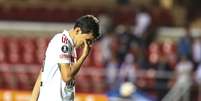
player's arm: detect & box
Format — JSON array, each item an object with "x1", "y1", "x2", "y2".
[
  {"x1": 59, "y1": 40, "x2": 91, "y2": 82},
  {"x1": 30, "y1": 70, "x2": 42, "y2": 101}
]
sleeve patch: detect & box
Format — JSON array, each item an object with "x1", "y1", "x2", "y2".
[{"x1": 61, "y1": 45, "x2": 72, "y2": 53}]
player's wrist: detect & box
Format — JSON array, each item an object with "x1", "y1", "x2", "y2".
[{"x1": 80, "y1": 53, "x2": 88, "y2": 60}]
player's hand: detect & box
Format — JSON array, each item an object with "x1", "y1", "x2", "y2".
[{"x1": 82, "y1": 40, "x2": 91, "y2": 57}]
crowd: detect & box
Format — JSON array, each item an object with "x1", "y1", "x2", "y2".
[{"x1": 97, "y1": 7, "x2": 201, "y2": 100}]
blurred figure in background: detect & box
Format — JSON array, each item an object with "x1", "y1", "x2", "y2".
[
  {"x1": 118, "y1": 53, "x2": 137, "y2": 84},
  {"x1": 134, "y1": 6, "x2": 151, "y2": 39},
  {"x1": 133, "y1": 5, "x2": 151, "y2": 48},
  {"x1": 177, "y1": 26, "x2": 192, "y2": 59},
  {"x1": 192, "y1": 37, "x2": 201, "y2": 67},
  {"x1": 115, "y1": 25, "x2": 136, "y2": 63},
  {"x1": 100, "y1": 32, "x2": 113, "y2": 65},
  {"x1": 105, "y1": 54, "x2": 119, "y2": 90},
  {"x1": 162, "y1": 56, "x2": 193, "y2": 101},
  {"x1": 105, "y1": 52, "x2": 119, "y2": 99},
  {"x1": 99, "y1": 14, "x2": 113, "y2": 65}
]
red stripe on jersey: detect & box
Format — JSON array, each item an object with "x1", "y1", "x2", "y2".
[
  {"x1": 59, "y1": 54, "x2": 76, "y2": 63},
  {"x1": 59, "y1": 54, "x2": 72, "y2": 59}
]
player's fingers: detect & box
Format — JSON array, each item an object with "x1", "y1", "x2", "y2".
[
  {"x1": 67, "y1": 81, "x2": 70, "y2": 86},
  {"x1": 84, "y1": 40, "x2": 88, "y2": 46},
  {"x1": 72, "y1": 81, "x2": 75, "y2": 86},
  {"x1": 68, "y1": 80, "x2": 75, "y2": 87},
  {"x1": 70, "y1": 81, "x2": 73, "y2": 86}
]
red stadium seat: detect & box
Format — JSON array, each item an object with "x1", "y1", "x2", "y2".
[
  {"x1": 20, "y1": 37, "x2": 36, "y2": 64},
  {"x1": 91, "y1": 43, "x2": 103, "y2": 68},
  {"x1": 76, "y1": 74, "x2": 92, "y2": 93},
  {"x1": 26, "y1": 65, "x2": 41, "y2": 87},
  {"x1": 0, "y1": 37, "x2": 7, "y2": 63},
  {"x1": 0, "y1": 64, "x2": 18, "y2": 89},
  {"x1": 6, "y1": 37, "x2": 21, "y2": 64},
  {"x1": 13, "y1": 64, "x2": 32, "y2": 90},
  {"x1": 35, "y1": 37, "x2": 49, "y2": 64}
]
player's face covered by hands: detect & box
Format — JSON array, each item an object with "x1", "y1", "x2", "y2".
[
  {"x1": 82, "y1": 39, "x2": 92, "y2": 57},
  {"x1": 75, "y1": 32, "x2": 95, "y2": 57},
  {"x1": 75, "y1": 32, "x2": 95, "y2": 48}
]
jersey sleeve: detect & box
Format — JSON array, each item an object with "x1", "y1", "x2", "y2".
[{"x1": 55, "y1": 34, "x2": 73, "y2": 64}]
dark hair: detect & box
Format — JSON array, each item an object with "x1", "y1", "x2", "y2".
[{"x1": 74, "y1": 15, "x2": 100, "y2": 39}]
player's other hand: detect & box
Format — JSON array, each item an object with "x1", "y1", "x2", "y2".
[{"x1": 82, "y1": 40, "x2": 92, "y2": 57}]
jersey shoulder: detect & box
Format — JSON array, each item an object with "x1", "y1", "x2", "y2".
[
  {"x1": 51, "y1": 33, "x2": 63, "y2": 42},
  {"x1": 51, "y1": 33, "x2": 71, "y2": 44}
]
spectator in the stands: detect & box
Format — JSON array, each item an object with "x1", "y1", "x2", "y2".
[
  {"x1": 100, "y1": 32, "x2": 114, "y2": 66},
  {"x1": 99, "y1": 14, "x2": 114, "y2": 65},
  {"x1": 105, "y1": 54, "x2": 120, "y2": 89},
  {"x1": 134, "y1": 6, "x2": 151, "y2": 40},
  {"x1": 192, "y1": 37, "x2": 201, "y2": 67},
  {"x1": 115, "y1": 25, "x2": 136, "y2": 63},
  {"x1": 177, "y1": 26, "x2": 192, "y2": 59},
  {"x1": 118, "y1": 53, "x2": 137, "y2": 83}
]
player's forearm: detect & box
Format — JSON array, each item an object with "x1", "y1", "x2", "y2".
[
  {"x1": 69, "y1": 42, "x2": 91, "y2": 78},
  {"x1": 70, "y1": 54, "x2": 87, "y2": 77},
  {"x1": 59, "y1": 54, "x2": 87, "y2": 82},
  {"x1": 30, "y1": 71, "x2": 41, "y2": 101},
  {"x1": 59, "y1": 54, "x2": 88, "y2": 82},
  {"x1": 60, "y1": 41, "x2": 91, "y2": 82}
]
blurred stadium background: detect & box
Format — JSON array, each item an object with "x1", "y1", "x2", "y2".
[{"x1": 0, "y1": 0, "x2": 201, "y2": 101}]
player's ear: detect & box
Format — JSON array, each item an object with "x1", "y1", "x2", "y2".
[{"x1": 74, "y1": 27, "x2": 82, "y2": 35}]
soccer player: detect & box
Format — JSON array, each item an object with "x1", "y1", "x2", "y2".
[{"x1": 31, "y1": 15, "x2": 100, "y2": 101}]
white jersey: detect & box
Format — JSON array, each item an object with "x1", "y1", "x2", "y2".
[{"x1": 38, "y1": 30, "x2": 77, "y2": 101}]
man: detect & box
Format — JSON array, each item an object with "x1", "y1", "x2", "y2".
[{"x1": 31, "y1": 15, "x2": 101, "y2": 101}]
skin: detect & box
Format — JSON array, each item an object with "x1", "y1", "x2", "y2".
[
  {"x1": 30, "y1": 27, "x2": 96, "y2": 101},
  {"x1": 31, "y1": 70, "x2": 41, "y2": 101}
]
